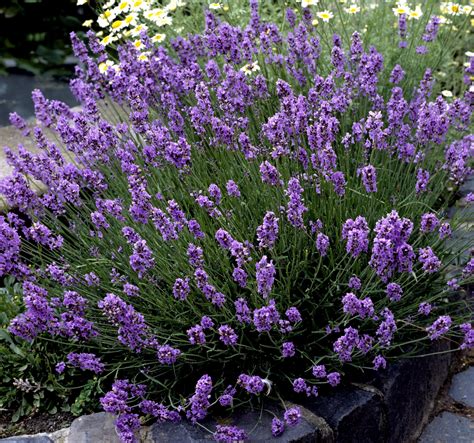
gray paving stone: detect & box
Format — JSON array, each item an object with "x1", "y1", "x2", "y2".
[
  {"x1": 66, "y1": 412, "x2": 120, "y2": 443},
  {"x1": 1, "y1": 436, "x2": 52, "y2": 443},
  {"x1": 449, "y1": 366, "x2": 474, "y2": 408},
  {"x1": 0, "y1": 75, "x2": 77, "y2": 126},
  {"x1": 418, "y1": 412, "x2": 474, "y2": 443}
]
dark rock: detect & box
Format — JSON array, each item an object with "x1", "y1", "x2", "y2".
[
  {"x1": 150, "y1": 420, "x2": 210, "y2": 442},
  {"x1": 418, "y1": 412, "x2": 474, "y2": 443},
  {"x1": 449, "y1": 366, "x2": 474, "y2": 408},
  {"x1": 67, "y1": 412, "x2": 120, "y2": 443},
  {"x1": 371, "y1": 340, "x2": 451, "y2": 443},
  {"x1": 302, "y1": 386, "x2": 384, "y2": 443},
  {"x1": 1, "y1": 436, "x2": 52, "y2": 443}
]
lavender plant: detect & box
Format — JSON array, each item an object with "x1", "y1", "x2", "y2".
[
  {"x1": 2, "y1": 2, "x2": 474, "y2": 441},
  {"x1": 87, "y1": 0, "x2": 473, "y2": 98}
]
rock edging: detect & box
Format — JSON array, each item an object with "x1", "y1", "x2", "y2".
[{"x1": 0, "y1": 340, "x2": 452, "y2": 443}]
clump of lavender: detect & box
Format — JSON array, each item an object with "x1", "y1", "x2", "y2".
[{"x1": 1, "y1": 3, "x2": 472, "y2": 442}]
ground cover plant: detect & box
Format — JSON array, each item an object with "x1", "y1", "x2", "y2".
[{"x1": 1, "y1": 0, "x2": 474, "y2": 441}]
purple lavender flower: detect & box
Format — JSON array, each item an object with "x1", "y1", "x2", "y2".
[
  {"x1": 9, "y1": 112, "x2": 30, "y2": 136},
  {"x1": 115, "y1": 413, "x2": 140, "y2": 443},
  {"x1": 463, "y1": 258, "x2": 474, "y2": 278},
  {"x1": 330, "y1": 171, "x2": 346, "y2": 196},
  {"x1": 416, "y1": 169, "x2": 430, "y2": 193},
  {"x1": 418, "y1": 302, "x2": 432, "y2": 316},
  {"x1": 256, "y1": 212, "x2": 279, "y2": 249},
  {"x1": 226, "y1": 180, "x2": 241, "y2": 198},
  {"x1": 316, "y1": 232, "x2": 330, "y2": 256},
  {"x1": 271, "y1": 417, "x2": 285, "y2": 437},
  {"x1": 218, "y1": 325, "x2": 238, "y2": 346},
  {"x1": 427, "y1": 315, "x2": 452, "y2": 340},
  {"x1": 422, "y1": 16, "x2": 441, "y2": 42},
  {"x1": 285, "y1": 177, "x2": 308, "y2": 229},
  {"x1": 123, "y1": 283, "x2": 139, "y2": 297},
  {"x1": 235, "y1": 298, "x2": 251, "y2": 323},
  {"x1": 165, "y1": 137, "x2": 191, "y2": 169},
  {"x1": 327, "y1": 372, "x2": 341, "y2": 387},
  {"x1": 208, "y1": 184, "x2": 222, "y2": 204},
  {"x1": 98, "y1": 293, "x2": 149, "y2": 351},
  {"x1": 342, "y1": 216, "x2": 370, "y2": 257},
  {"x1": 386, "y1": 283, "x2": 403, "y2": 302},
  {"x1": 139, "y1": 400, "x2": 179, "y2": 422},
  {"x1": 260, "y1": 161, "x2": 281, "y2": 186},
  {"x1": 292, "y1": 377, "x2": 307, "y2": 394},
  {"x1": 187, "y1": 325, "x2": 206, "y2": 345},
  {"x1": 373, "y1": 355, "x2": 387, "y2": 370},
  {"x1": 418, "y1": 247, "x2": 441, "y2": 273},
  {"x1": 348, "y1": 276, "x2": 361, "y2": 290},
  {"x1": 213, "y1": 425, "x2": 247, "y2": 443},
  {"x1": 238, "y1": 373, "x2": 265, "y2": 395},
  {"x1": 188, "y1": 219, "x2": 205, "y2": 239},
  {"x1": 358, "y1": 165, "x2": 377, "y2": 193},
  {"x1": 284, "y1": 407, "x2": 301, "y2": 427},
  {"x1": 376, "y1": 309, "x2": 397, "y2": 346},
  {"x1": 282, "y1": 341, "x2": 295, "y2": 358},
  {"x1": 460, "y1": 323, "x2": 473, "y2": 350},
  {"x1": 194, "y1": 268, "x2": 209, "y2": 290},
  {"x1": 173, "y1": 277, "x2": 191, "y2": 301},
  {"x1": 369, "y1": 210, "x2": 415, "y2": 281},
  {"x1": 187, "y1": 244, "x2": 204, "y2": 269},
  {"x1": 416, "y1": 46, "x2": 428, "y2": 55},
  {"x1": 157, "y1": 344, "x2": 181, "y2": 365},
  {"x1": 129, "y1": 240, "x2": 155, "y2": 278},
  {"x1": 215, "y1": 229, "x2": 234, "y2": 250},
  {"x1": 390, "y1": 64, "x2": 405, "y2": 84},
  {"x1": 420, "y1": 213, "x2": 439, "y2": 233},
  {"x1": 312, "y1": 364, "x2": 326, "y2": 378},
  {"x1": 232, "y1": 267, "x2": 248, "y2": 287},
  {"x1": 333, "y1": 326, "x2": 360, "y2": 362},
  {"x1": 285, "y1": 307, "x2": 302, "y2": 323},
  {"x1": 187, "y1": 374, "x2": 212, "y2": 422},
  {"x1": 342, "y1": 293, "x2": 374, "y2": 319},
  {"x1": 253, "y1": 300, "x2": 280, "y2": 332},
  {"x1": 67, "y1": 352, "x2": 105, "y2": 373},
  {"x1": 256, "y1": 255, "x2": 276, "y2": 298},
  {"x1": 55, "y1": 362, "x2": 66, "y2": 374},
  {"x1": 447, "y1": 278, "x2": 459, "y2": 290},
  {"x1": 286, "y1": 7, "x2": 296, "y2": 27},
  {"x1": 200, "y1": 316, "x2": 214, "y2": 329},
  {"x1": 218, "y1": 385, "x2": 236, "y2": 407},
  {"x1": 439, "y1": 223, "x2": 452, "y2": 239},
  {"x1": 398, "y1": 13, "x2": 407, "y2": 41},
  {"x1": 151, "y1": 207, "x2": 178, "y2": 241}
]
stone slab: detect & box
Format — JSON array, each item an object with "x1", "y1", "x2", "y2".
[
  {"x1": 1, "y1": 436, "x2": 52, "y2": 443},
  {"x1": 0, "y1": 75, "x2": 77, "y2": 126},
  {"x1": 302, "y1": 386, "x2": 384, "y2": 443},
  {"x1": 371, "y1": 340, "x2": 452, "y2": 443},
  {"x1": 418, "y1": 412, "x2": 474, "y2": 443},
  {"x1": 449, "y1": 366, "x2": 474, "y2": 408},
  {"x1": 65, "y1": 412, "x2": 120, "y2": 443}
]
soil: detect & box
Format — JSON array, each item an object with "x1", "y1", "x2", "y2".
[{"x1": 0, "y1": 410, "x2": 75, "y2": 438}]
